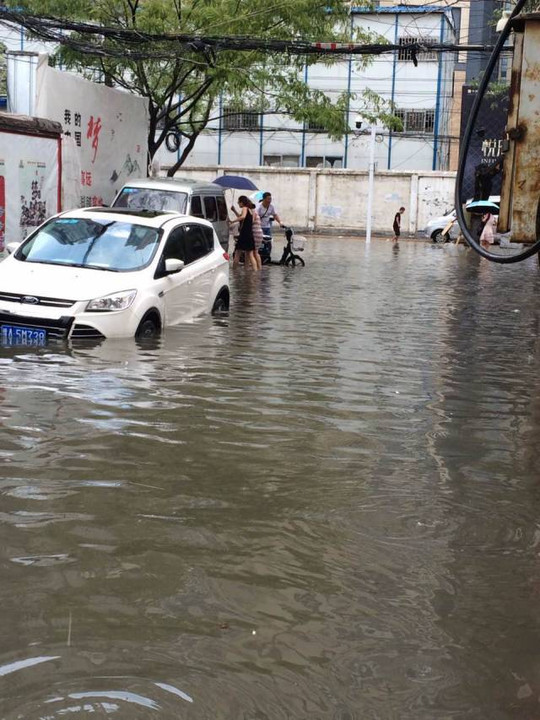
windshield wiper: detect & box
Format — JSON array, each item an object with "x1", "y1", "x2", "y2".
[
  {"x1": 84, "y1": 265, "x2": 121, "y2": 272},
  {"x1": 23, "y1": 260, "x2": 84, "y2": 267}
]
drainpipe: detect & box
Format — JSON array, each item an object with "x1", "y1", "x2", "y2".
[
  {"x1": 259, "y1": 105, "x2": 264, "y2": 166},
  {"x1": 308, "y1": 169, "x2": 317, "y2": 231},
  {"x1": 343, "y1": 16, "x2": 354, "y2": 168},
  {"x1": 300, "y1": 61, "x2": 308, "y2": 167},
  {"x1": 387, "y1": 14, "x2": 399, "y2": 170},
  {"x1": 432, "y1": 14, "x2": 445, "y2": 170},
  {"x1": 217, "y1": 92, "x2": 223, "y2": 166},
  {"x1": 409, "y1": 173, "x2": 419, "y2": 235},
  {"x1": 177, "y1": 94, "x2": 182, "y2": 167}
]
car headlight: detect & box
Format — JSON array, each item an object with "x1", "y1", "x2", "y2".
[{"x1": 86, "y1": 290, "x2": 137, "y2": 312}]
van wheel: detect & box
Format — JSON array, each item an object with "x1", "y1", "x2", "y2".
[
  {"x1": 136, "y1": 316, "x2": 160, "y2": 339},
  {"x1": 212, "y1": 290, "x2": 229, "y2": 315},
  {"x1": 431, "y1": 229, "x2": 445, "y2": 243}
]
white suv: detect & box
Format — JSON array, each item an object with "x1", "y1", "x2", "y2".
[{"x1": 0, "y1": 208, "x2": 230, "y2": 344}]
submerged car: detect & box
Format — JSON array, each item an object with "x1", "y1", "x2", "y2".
[{"x1": 0, "y1": 208, "x2": 230, "y2": 344}]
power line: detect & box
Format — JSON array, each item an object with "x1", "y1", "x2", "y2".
[{"x1": 0, "y1": 8, "x2": 499, "y2": 61}]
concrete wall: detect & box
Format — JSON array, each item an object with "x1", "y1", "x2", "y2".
[{"x1": 158, "y1": 165, "x2": 456, "y2": 235}]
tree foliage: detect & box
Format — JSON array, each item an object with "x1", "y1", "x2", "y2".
[{"x1": 8, "y1": 0, "x2": 383, "y2": 172}]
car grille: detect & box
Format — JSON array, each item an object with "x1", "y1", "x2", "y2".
[
  {"x1": 0, "y1": 312, "x2": 74, "y2": 341},
  {"x1": 71, "y1": 324, "x2": 106, "y2": 341},
  {"x1": 0, "y1": 292, "x2": 75, "y2": 308}
]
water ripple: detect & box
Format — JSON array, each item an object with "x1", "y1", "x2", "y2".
[{"x1": 1, "y1": 239, "x2": 540, "y2": 719}]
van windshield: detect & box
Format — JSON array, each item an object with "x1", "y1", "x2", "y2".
[{"x1": 114, "y1": 187, "x2": 188, "y2": 214}]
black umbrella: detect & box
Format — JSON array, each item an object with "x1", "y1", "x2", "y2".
[{"x1": 213, "y1": 175, "x2": 258, "y2": 191}]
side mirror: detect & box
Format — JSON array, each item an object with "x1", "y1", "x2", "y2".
[
  {"x1": 165, "y1": 258, "x2": 184, "y2": 274},
  {"x1": 6, "y1": 242, "x2": 21, "y2": 255}
]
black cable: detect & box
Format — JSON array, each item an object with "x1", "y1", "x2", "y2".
[
  {"x1": 0, "y1": 7, "x2": 499, "y2": 59},
  {"x1": 455, "y1": 0, "x2": 539, "y2": 264}
]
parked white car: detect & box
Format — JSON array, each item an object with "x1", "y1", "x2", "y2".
[
  {"x1": 0, "y1": 208, "x2": 230, "y2": 344},
  {"x1": 424, "y1": 207, "x2": 459, "y2": 243},
  {"x1": 424, "y1": 196, "x2": 500, "y2": 243}
]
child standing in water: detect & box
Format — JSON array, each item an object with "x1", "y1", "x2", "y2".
[{"x1": 393, "y1": 207, "x2": 405, "y2": 243}]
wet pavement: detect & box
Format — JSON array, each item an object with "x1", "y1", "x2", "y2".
[{"x1": 2, "y1": 236, "x2": 540, "y2": 719}]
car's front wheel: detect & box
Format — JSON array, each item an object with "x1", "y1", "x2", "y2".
[
  {"x1": 135, "y1": 314, "x2": 161, "y2": 339},
  {"x1": 431, "y1": 229, "x2": 446, "y2": 243}
]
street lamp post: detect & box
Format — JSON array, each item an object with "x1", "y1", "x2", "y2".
[
  {"x1": 365, "y1": 124, "x2": 376, "y2": 246},
  {"x1": 354, "y1": 117, "x2": 379, "y2": 246}
]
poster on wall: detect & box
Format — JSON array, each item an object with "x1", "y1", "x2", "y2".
[
  {"x1": 0, "y1": 131, "x2": 60, "y2": 245},
  {"x1": 35, "y1": 58, "x2": 149, "y2": 209},
  {"x1": 19, "y1": 160, "x2": 48, "y2": 239}
]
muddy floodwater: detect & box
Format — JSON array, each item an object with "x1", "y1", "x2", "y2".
[{"x1": 3, "y1": 237, "x2": 540, "y2": 719}]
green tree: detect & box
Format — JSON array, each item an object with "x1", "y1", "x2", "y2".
[{"x1": 8, "y1": 0, "x2": 382, "y2": 174}]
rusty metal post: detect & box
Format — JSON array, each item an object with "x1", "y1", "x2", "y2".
[{"x1": 500, "y1": 13, "x2": 540, "y2": 241}]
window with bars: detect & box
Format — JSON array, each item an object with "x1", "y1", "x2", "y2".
[
  {"x1": 263, "y1": 155, "x2": 300, "y2": 168},
  {"x1": 223, "y1": 108, "x2": 260, "y2": 131},
  {"x1": 306, "y1": 156, "x2": 343, "y2": 169},
  {"x1": 306, "y1": 119, "x2": 326, "y2": 132},
  {"x1": 394, "y1": 109, "x2": 436, "y2": 134},
  {"x1": 398, "y1": 36, "x2": 437, "y2": 62}
]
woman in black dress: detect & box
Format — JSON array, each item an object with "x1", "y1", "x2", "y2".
[{"x1": 231, "y1": 195, "x2": 259, "y2": 270}]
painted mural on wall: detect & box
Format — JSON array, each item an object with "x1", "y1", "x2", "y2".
[
  {"x1": 35, "y1": 59, "x2": 148, "y2": 208},
  {"x1": 459, "y1": 85, "x2": 509, "y2": 203},
  {"x1": 19, "y1": 160, "x2": 47, "y2": 233}
]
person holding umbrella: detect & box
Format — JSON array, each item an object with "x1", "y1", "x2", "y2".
[{"x1": 480, "y1": 211, "x2": 498, "y2": 248}]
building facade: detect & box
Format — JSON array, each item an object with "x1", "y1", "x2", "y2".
[{"x1": 158, "y1": 4, "x2": 458, "y2": 173}]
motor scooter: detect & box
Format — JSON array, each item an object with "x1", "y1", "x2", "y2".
[{"x1": 259, "y1": 226, "x2": 305, "y2": 267}]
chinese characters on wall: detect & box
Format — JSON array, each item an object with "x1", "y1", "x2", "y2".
[{"x1": 63, "y1": 107, "x2": 105, "y2": 207}]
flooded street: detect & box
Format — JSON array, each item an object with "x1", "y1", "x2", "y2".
[{"x1": 3, "y1": 236, "x2": 540, "y2": 719}]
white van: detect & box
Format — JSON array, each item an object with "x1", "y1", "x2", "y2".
[{"x1": 112, "y1": 177, "x2": 230, "y2": 251}]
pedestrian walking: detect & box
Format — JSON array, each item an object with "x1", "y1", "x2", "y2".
[
  {"x1": 252, "y1": 207, "x2": 263, "y2": 270},
  {"x1": 392, "y1": 206, "x2": 405, "y2": 243},
  {"x1": 480, "y1": 211, "x2": 498, "y2": 249},
  {"x1": 230, "y1": 195, "x2": 259, "y2": 271}
]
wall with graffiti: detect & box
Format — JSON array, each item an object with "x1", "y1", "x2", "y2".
[
  {"x1": 34, "y1": 56, "x2": 149, "y2": 208},
  {"x1": 0, "y1": 124, "x2": 61, "y2": 247}
]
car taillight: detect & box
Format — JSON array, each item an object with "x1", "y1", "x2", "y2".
[{"x1": 223, "y1": 252, "x2": 230, "y2": 261}]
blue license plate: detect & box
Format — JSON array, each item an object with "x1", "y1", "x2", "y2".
[{"x1": 1, "y1": 324, "x2": 47, "y2": 347}]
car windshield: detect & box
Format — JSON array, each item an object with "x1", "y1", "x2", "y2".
[
  {"x1": 16, "y1": 217, "x2": 161, "y2": 272},
  {"x1": 113, "y1": 187, "x2": 188, "y2": 214}
]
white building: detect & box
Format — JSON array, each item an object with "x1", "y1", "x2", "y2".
[
  {"x1": 158, "y1": 4, "x2": 458, "y2": 173},
  {"x1": 0, "y1": 3, "x2": 458, "y2": 175}
]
